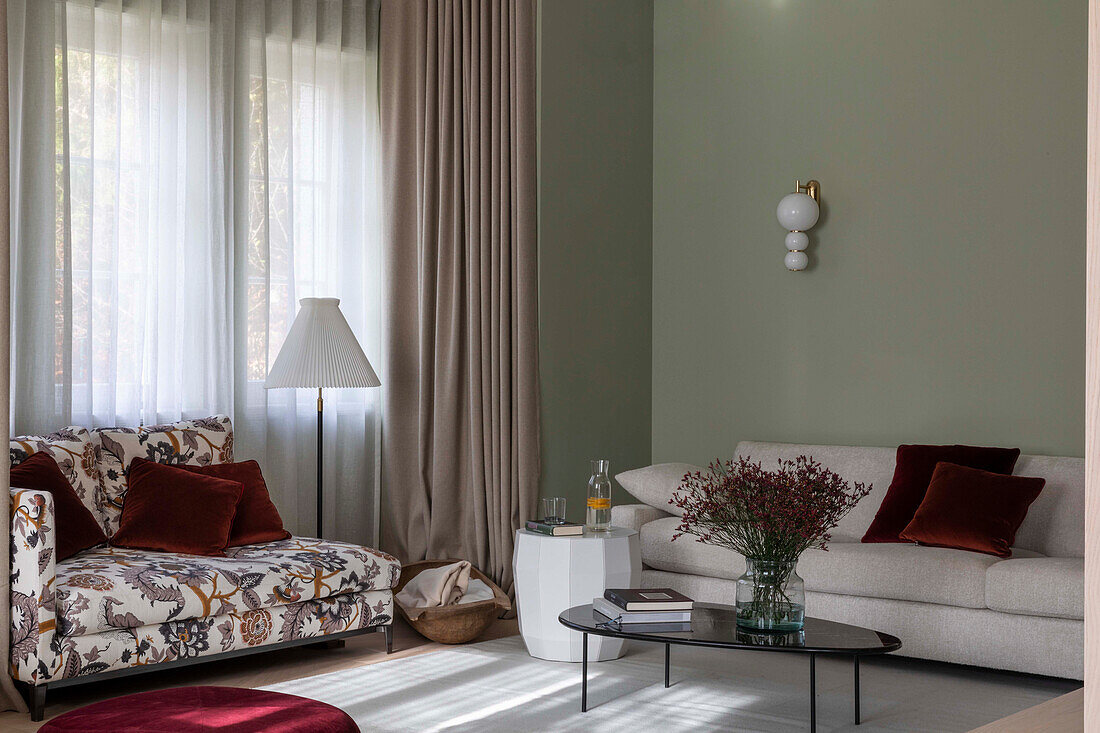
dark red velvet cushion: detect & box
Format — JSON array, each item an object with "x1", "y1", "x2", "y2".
[
  {"x1": 10, "y1": 451, "x2": 107, "y2": 561},
  {"x1": 172, "y1": 460, "x2": 291, "y2": 546},
  {"x1": 862, "y1": 444, "x2": 1021, "y2": 543},
  {"x1": 109, "y1": 459, "x2": 243, "y2": 556},
  {"x1": 899, "y1": 462, "x2": 1045, "y2": 557},
  {"x1": 39, "y1": 686, "x2": 359, "y2": 732}
]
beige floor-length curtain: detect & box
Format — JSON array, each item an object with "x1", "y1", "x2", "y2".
[
  {"x1": 1, "y1": 0, "x2": 28, "y2": 714},
  {"x1": 379, "y1": 0, "x2": 539, "y2": 598}
]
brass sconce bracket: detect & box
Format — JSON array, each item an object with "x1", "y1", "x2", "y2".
[{"x1": 795, "y1": 179, "x2": 821, "y2": 202}]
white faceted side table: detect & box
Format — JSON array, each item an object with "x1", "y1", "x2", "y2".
[{"x1": 513, "y1": 527, "x2": 640, "y2": 662}]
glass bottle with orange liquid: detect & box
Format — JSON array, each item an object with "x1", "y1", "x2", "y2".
[{"x1": 586, "y1": 459, "x2": 612, "y2": 532}]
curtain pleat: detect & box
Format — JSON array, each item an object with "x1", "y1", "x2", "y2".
[
  {"x1": 379, "y1": 0, "x2": 539, "y2": 600},
  {"x1": 1, "y1": 0, "x2": 30, "y2": 714}
]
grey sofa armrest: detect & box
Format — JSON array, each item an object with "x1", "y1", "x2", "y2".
[{"x1": 612, "y1": 503, "x2": 671, "y2": 533}]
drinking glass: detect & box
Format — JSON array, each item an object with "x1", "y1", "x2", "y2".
[{"x1": 541, "y1": 497, "x2": 567, "y2": 525}]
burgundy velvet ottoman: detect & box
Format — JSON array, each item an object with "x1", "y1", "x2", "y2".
[{"x1": 39, "y1": 686, "x2": 359, "y2": 733}]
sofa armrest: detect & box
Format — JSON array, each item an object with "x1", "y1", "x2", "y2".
[
  {"x1": 612, "y1": 503, "x2": 672, "y2": 534},
  {"x1": 10, "y1": 488, "x2": 59, "y2": 684}
]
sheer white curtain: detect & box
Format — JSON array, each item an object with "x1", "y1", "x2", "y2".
[
  {"x1": 8, "y1": 0, "x2": 383, "y2": 543},
  {"x1": 9, "y1": 0, "x2": 234, "y2": 433},
  {"x1": 234, "y1": 1, "x2": 383, "y2": 543}
]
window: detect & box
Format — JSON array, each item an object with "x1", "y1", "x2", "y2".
[{"x1": 15, "y1": 0, "x2": 382, "y2": 542}]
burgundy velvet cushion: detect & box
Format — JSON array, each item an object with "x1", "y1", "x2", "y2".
[
  {"x1": 862, "y1": 444, "x2": 1021, "y2": 543},
  {"x1": 899, "y1": 461, "x2": 1045, "y2": 557},
  {"x1": 10, "y1": 451, "x2": 107, "y2": 561},
  {"x1": 109, "y1": 459, "x2": 243, "y2": 556},
  {"x1": 172, "y1": 460, "x2": 291, "y2": 546},
  {"x1": 39, "y1": 686, "x2": 359, "y2": 733}
]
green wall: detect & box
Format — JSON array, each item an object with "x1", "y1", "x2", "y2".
[
  {"x1": 652, "y1": 1, "x2": 1085, "y2": 465},
  {"x1": 537, "y1": 1, "x2": 654, "y2": 520}
]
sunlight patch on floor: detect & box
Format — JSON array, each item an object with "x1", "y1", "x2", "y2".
[
  {"x1": 259, "y1": 635, "x2": 1077, "y2": 732},
  {"x1": 425, "y1": 668, "x2": 602, "y2": 731}
]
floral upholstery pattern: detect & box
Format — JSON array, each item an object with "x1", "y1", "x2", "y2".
[
  {"x1": 10, "y1": 426, "x2": 102, "y2": 534},
  {"x1": 10, "y1": 486, "x2": 397, "y2": 684},
  {"x1": 27, "y1": 585, "x2": 390, "y2": 683},
  {"x1": 10, "y1": 489, "x2": 58, "y2": 684},
  {"x1": 92, "y1": 415, "x2": 234, "y2": 536},
  {"x1": 54, "y1": 539, "x2": 400, "y2": 636},
  {"x1": 10, "y1": 414, "x2": 398, "y2": 688}
]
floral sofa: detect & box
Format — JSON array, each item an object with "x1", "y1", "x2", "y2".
[{"x1": 9, "y1": 416, "x2": 400, "y2": 720}]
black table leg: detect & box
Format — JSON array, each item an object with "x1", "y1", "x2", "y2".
[
  {"x1": 854, "y1": 655, "x2": 861, "y2": 725},
  {"x1": 664, "y1": 643, "x2": 671, "y2": 688},
  {"x1": 809, "y1": 652, "x2": 816, "y2": 733},
  {"x1": 581, "y1": 632, "x2": 588, "y2": 713}
]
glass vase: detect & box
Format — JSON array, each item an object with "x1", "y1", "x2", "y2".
[
  {"x1": 586, "y1": 459, "x2": 612, "y2": 532},
  {"x1": 735, "y1": 558, "x2": 805, "y2": 632}
]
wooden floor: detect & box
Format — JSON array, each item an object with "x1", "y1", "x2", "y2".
[
  {"x1": 969, "y1": 687, "x2": 1083, "y2": 733},
  {"x1": 0, "y1": 617, "x2": 519, "y2": 733}
]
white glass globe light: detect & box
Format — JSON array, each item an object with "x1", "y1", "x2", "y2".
[
  {"x1": 784, "y1": 250, "x2": 808, "y2": 271},
  {"x1": 776, "y1": 192, "x2": 820, "y2": 232},
  {"x1": 784, "y1": 231, "x2": 809, "y2": 252}
]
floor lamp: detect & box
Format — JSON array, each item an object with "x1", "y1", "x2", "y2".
[{"x1": 265, "y1": 297, "x2": 380, "y2": 539}]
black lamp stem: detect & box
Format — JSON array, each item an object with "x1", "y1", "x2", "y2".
[{"x1": 317, "y1": 386, "x2": 324, "y2": 538}]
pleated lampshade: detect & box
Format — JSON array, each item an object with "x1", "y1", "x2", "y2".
[{"x1": 265, "y1": 298, "x2": 381, "y2": 389}]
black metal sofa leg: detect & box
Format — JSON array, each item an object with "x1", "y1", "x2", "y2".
[
  {"x1": 384, "y1": 623, "x2": 393, "y2": 654},
  {"x1": 29, "y1": 684, "x2": 46, "y2": 722}
]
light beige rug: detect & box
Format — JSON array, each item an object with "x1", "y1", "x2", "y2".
[{"x1": 261, "y1": 635, "x2": 1077, "y2": 732}]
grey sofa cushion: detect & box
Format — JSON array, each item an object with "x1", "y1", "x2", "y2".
[
  {"x1": 985, "y1": 557, "x2": 1083, "y2": 620},
  {"x1": 644, "y1": 567, "x2": 1083, "y2": 679},
  {"x1": 640, "y1": 515, "x2": 1042, "y2": 609},
  {"x1": 615, "y1": 463, "x2": 701, "y2": 517},
  {"x1": 797, "y1": 542, "x2": 1040, "y2": 608},
  {"x1": 1010, "y1": 455, "x2": 1084, "y2": 557},
  {"x1": 640, "y1": 516, "x2": 747, "y2": 578},
  {"x1": 610, "y1": 503, "x2": 671, "y2": 533}
]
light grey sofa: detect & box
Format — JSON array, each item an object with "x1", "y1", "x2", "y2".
[{"x1": 612, "y1": 441, "x2": 1084, "y2": 680}]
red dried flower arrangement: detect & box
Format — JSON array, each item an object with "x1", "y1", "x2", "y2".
[{"x1": 671, "y1": 456, "x2": 871, "y2": 562}]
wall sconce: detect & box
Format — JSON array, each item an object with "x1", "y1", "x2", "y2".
[{"x1": 776, "y1": 179, "x2": 820, "y2": 271}]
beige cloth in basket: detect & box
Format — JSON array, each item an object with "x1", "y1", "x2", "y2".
[{"x1": 396, "y1": 561, "x2": 473, "y2": 610}]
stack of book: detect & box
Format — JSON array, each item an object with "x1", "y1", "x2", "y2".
[
  {"x1": 525, "y1": 519, "x2": 584, "y2": 536},
  {"x1": 593, "y1": 588, "x2": 694, "y2": 631}
]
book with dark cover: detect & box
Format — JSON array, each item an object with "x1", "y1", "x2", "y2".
[
  {"x1": 525, "y1": 519, "x2": 584, "y2": 536},
  {"x1": 604, "y1": 587, "x2": 694, "y2": 611}
]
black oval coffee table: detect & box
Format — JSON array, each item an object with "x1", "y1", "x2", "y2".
[{"x1": 559, "y1": 602, "x2": 902, "y2": 732}]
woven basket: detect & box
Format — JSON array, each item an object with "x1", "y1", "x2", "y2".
[{"x1": 394, "y1": 560, "x2": 511, "y2": 644}]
